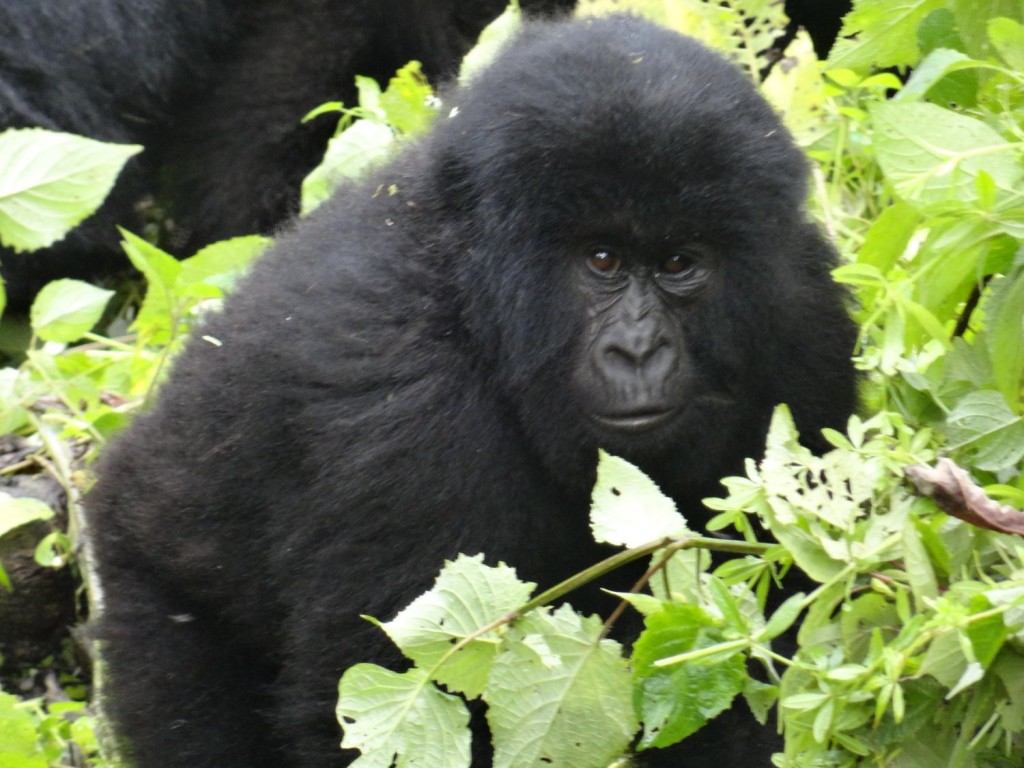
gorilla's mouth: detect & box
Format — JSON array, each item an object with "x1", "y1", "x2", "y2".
[{"x1": 587, "y1": 407, "x2": 678, "y2": 434}]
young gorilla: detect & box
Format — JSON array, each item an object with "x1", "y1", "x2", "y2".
[{"x1": 89, "y1": 15, "x2": 857, "y2": 768}]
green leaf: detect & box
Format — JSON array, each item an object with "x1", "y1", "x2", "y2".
[
  {"x1": 486, "y1": 606, "x2": 636, "y2": 768},
  {"x1": 984, "y1": 269, "x2": 1024, "y2": 408},
  {"x1": 894, "y1": 48, "x2": 976, "y2": 104},
  {"x1": 590, "y1": 450, "x2": 687, "y2": 548},
  {"x1": 382, "y1": 554, "x2": 534, "y2": 699},
  {"x1": 0, "y1": 692, "x2": 47, "y2": 768},
  {"x1": 0, "y1": 494, "x2": 54, "y2": 538},
  {"x1": 760, "y1": 592, "x2": 807, "y2": 642},
  {"x1": 120, "y1": 229, "x2": 183, "y2": 342},
  {"x1": 870, "y1": 101, "x2": 1023, "y2": 206},
  {"x1": 177, "y1": 235, "x2": 269, "y2": 296},
  {"x1": 337, "y1": 664, "x2": 471, "y2": 768},
  {"x1": 827, "y1": 0, "x2": 945, "y2": 70},
  {"x1": 988, "y1": 17, "x2": 1024, "y2": 69},
  {"x1": 856, "y1": 201, "x2": 921, "y2": 274},
  {"x1": 300, "y1": 119, "x2": 394, "y2": 215},
  {"x1": 0, "y1": 128, "x2": 141, "y2": 252},
  {"x1": 966, "y1": 603, "x2": 1006, "y2": 669},
  {"x1": 918, "y1": 631, "x2": 966, "y2": 687},
  {"x1": 379, "y1": 62, "x2": 437, "y2": 136},
  {"x1": 632, "y1": 603, "x2": 747, "y2": 749},
  {"x1": 902, "y1": 518, "x2": 938, "y2": 608},
  {"x1": 945, "y1": 390, "x2": 1024, "y2": 473},
  {"x1": 742, "y1": 678, "x2": 779, "y2": 726},
  {"x1": 28, "y1": 279, "x2": 114, "y2": 343}
]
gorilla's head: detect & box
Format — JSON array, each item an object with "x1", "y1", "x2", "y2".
[{"x1": 421, "y1": 15, "x2": 850, "y2": 496}]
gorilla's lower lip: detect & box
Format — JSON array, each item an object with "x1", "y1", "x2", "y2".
[{"x1": 588, "y1": 409, "x2": 677, "y2": 433}]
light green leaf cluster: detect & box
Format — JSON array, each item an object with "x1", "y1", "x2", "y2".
[
  {"x1": 813, "y1": 0, "x2": 1024, "y2": 487},
  {"x1": 707, "y1": 407, "x2": 1024, "y2": 766},
  {"x1": 338, "y1": 555, "x2": 636, "y2": 768},
  {"x1": 0, "y1": 232, "x2": 265, "y2": 464},
  {"x1": 0, "y1": 692, "x2": 106, "y2": 768},
  {"x1": 301, "y1": 62, "x2": 439, "y2": 215}
]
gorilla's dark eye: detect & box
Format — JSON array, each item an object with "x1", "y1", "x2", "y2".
[
  {"x1": 660, "y1": 254, "x2": 697, "y2": 277},
  {"x1": 587, "y1": 249, "x2": 621, "y2": 275}
]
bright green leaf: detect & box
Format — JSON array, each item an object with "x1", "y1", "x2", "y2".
[
  {"x1": 590, "y1": 451, "x2": 688, "y2": 548},
  {"x1": 988, "y1": 17, "x2": 1024, "y2": 69},
  {"x1": 301, "y1": 120, "x2": 394, "y2": 215},
  {"x1": 29, "y1": 279, "x2": 114, "y2": 343},
  {"x1": 985, "y1": 269, "x2": 1024, "y2": 408},
  {"x1": 337, "y1": 664, "x2": 471, "y2": 768},
  {"x1": 487, "y1": 606, "x2": 636, "y2": 768},
  {"x1": 0, "y1": 494, "x2": 54, "y2": 538},
  {"x1": 632, "y1": 603, "x2": 747, "y2": 749},
  {"x1": 382, "y1": 554, "x2": 534, "y2": 699},
  {"x1": 0, "y1": 128, "x2": 140, "y2": 252},
  {"x1": 871, "y1": 101, "x2": 1022, "y2": 205}
]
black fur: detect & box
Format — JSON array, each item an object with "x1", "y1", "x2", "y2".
[
  {"x1": 0, "y1": 0, "x2": 574, "y2": 311},
  {"x1": 88, "y1": 15, "x2": 857, "y2": 767}
]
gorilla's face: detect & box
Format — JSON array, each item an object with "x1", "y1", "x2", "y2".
[{"x1": 569, "y1": 238, "x2": 720, "y2": 451}]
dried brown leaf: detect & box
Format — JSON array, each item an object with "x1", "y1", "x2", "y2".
[{"x1": 907, "y1": 458, "x2": 1024, "y2": 536}]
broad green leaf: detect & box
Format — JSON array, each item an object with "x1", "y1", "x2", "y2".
[
  {"x1": 382, "y1": 554, "x2": 534, "y2": 698},
  {"x1": 902, "y1": 519, "x2": 938, "y2": 608},
  {"x1": 120, "y1": 229, "x2": 182, "y2": 342},
  {"x1": 870, "y1": 101, "x2": 1023, "y2": 206},
  {"x1": 894, "y1": 48, "x2": 974, "y2": 102},
  {"x1": 29, "y1": 279, "x2": 114, "y2": 343},
  {"x1": 827, "y1": 0, "x2": 945, "y2": 70},
  {"x1": 337, "y1": 665, "x2": 470, "y2": 768},
  {"x1": 300, "y1": 120, "x2": 394, "y2": 215},
  {"x1": 590, "y1": 451, "x2": 687, "y2": 548},
  {"x1": 177, "y1": 235, "x2": 269, "y2": 296},
  {"x1": 984, "y1": 269, "x2": 1024, "y2": 408},
  {"x1": 742, "y1": 678, "x2": 779, "y2": 726},
  {"x1": 632, "y1": 603, "x2": 747, "y2": 749},
  {"x1": 0, "y1": 368, "x2": 29, "y2": 435},
  {"x1": 988, "y1": 17, "x2": 1024, "y2": 70},
  {"x1": 946, "y1": 660, "x2": 985, "y2": 699},
  {"x1": 914, "y1": 217, "x2": 1005, "y2": 319},
  {"x1": 0, "y1": 494, "x2": 54, "y2": 538},
  {"x1": 486, "y1": 606, "x2": 636, "y2": 768},
  {"x1": 966, "y1": 597, "x2": 1006, "y2": 668},
  {"x1": 855, "y1": 201, "x2": 921, "y2": 274},
  {"x1": 0, "y1": 128, "x2": 141, "y2": 252},
  {"x1": 945, "y1": 390, "x2": 1024, "y2": 473}
]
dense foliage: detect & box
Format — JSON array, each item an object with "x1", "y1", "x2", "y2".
[{"x1": 0, "y1": 0, "x2": 1022, "y2": 766}]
